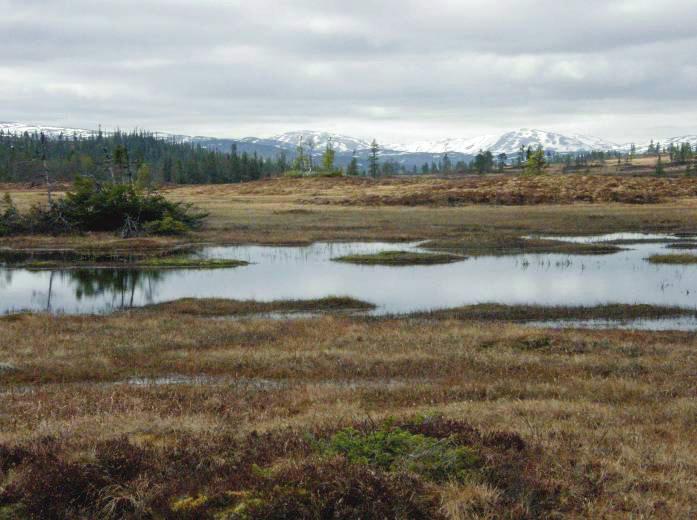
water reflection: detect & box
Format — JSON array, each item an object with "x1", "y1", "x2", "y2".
[
  {"x1": 2, "y1": 269, "x2": 168, "y2": 314},
  {"x1": 2, "y1": 237, "x2": 697, "y2": 320}
]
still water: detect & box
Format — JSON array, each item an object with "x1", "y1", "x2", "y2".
[{"x1": 2, "y1": 236, "x2": 697, "y2": 322}]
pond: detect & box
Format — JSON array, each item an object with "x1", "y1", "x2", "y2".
[{"x1": 2, "y1": 236, "x2": 697, "y2": 326}]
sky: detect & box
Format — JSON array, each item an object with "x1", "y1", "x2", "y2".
[{"x1": 2, "y1": 0, "x2": 697, "y2": 143}]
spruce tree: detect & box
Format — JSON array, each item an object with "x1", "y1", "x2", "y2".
[
  {"x1": 655, "y1": 155, "x2": 665, "y2": 176},
  {"x1": 321, "y1": 141, "x2": 336, "y2": 172},
  {"x1": 347, "y1": 151, "x2": 359, "y2": 176},
  {"x1": 524, "y1": 147, "x2": 546, "y2": 175},
  {"x1": 368, "y1": 139, "x2": 379, "y2": 178}
]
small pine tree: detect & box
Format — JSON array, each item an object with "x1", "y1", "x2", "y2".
[
  {"x1": 442, "y1": 153, "x2": 452, "y2": 173},
  {"x1": 135, "y1": 163, "x2": 152, "y2": 191},
  {"x1": 524, "y1": 148, "x2": 546, "y2": 175},
  {"x1": 347, "y1": 152, "x2": 359, "y2": 176},
  {"x1": 655, "y1": 155, "x2": 665, "y2": 176},
  {"x1": 368, "y1": 140, "x2": 379, "y2": 178},
  {"x1": 292, "y1": 144, "x2": 306, "y2": 172},
  {"x1": 321, "y1": 141, "x2": 336, "y2": 172}
]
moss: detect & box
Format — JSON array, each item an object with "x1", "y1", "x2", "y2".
[
  {"x1": 171, "y1": 494, "x2": 209, "y2": 512},
  {"x1": 333, "y1": 250, "x2": 466, "y2": 265},
  {"x1": 324, "y1": 426, "x2": 479, "y2": 482},
  {"x1": 646, "y1": 254, "x2": 697, "y2": 264},
  {"x1": 0, "y1": 505, "x2": 27, "y2": 520}
]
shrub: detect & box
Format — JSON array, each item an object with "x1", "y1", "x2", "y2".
[
  {"x1": 0, "y1": 178, "x2": 207, "y2": 236},
  {"x1": 144, "y1": 213, "x2": 190, "y2": 235},
  {"x1": 243, "y1": 457, "x2": 443, "y2": 520},
  {"x1": 11, "y1": 456, "x2": 107, "y2": 518},
  {"x1": 95, "y1": 437, "x2": 150, "y2": 481},
  {"x1": 0, "y1": 194, "x2": 24, "y2": 236},
  {"x1": 58, "y1": 177, "x2": 206, "y2": 234}
]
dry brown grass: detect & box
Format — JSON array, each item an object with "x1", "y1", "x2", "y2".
[
  {"x1": 1, "y1": 308, "x2": 697, "y2": 516},
  {"x1": 5, "y1": 177, "x2": 697, "y2": 253},
  {"x1": 140, "y1": 296, "x2": 375, "y2": 316},
  {"x1": 297, "y1": 175, "x2": 697, "y2": 206}
]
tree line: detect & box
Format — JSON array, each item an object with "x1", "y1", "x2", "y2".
[{"x1": 0, "y1": 129, "x2": 287, "y2": 185}]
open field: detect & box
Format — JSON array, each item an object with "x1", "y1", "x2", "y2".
[
  {"x1": 4, "y1": 173, "x2": 697, "y2": 256},
  {"x1": 1, "y1": 306, "x2": 697, "y2": 517}
]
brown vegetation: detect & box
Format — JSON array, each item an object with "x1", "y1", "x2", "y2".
[
  {"x1": 141, "y1": 296, "x2": 375, "y2": 316},
  {"x1": 301, "y1": 175, "x2": 697, "y2": 206},
  {"x1": 4, "y1": 179, "x2": 697, "y2": 252},
  {"x1": 1, "y1": 308, "x2": 697, "y2": 516}
]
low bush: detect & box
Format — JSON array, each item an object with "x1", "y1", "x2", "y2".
[{"x1": 0, "y1": 417, "x2": 562, "y2": 519}]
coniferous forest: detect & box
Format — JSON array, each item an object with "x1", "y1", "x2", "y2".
[{"x1": 0, "y1": 129, "x2": 287, "y2": 185}]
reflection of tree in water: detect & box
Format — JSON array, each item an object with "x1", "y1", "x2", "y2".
[
  {"x1": 64, "y1": 269, "x2": 166, "y2": 309},
  {"x1": 0, "y1": 269, "x2": 13, "y2": 290}
]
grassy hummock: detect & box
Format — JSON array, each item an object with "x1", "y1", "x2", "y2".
[
  {"x1": 140, "y1": 296, "x2": 375, "y2": 316},
  {"x1": 333, "y1": 250, "x2": 466, "y2": 265},
  {"x1": 134, "y1": 257, "x2": 248, "y2": 269},
  {"x1": 423, "y1": 235, "x2": 622, "y2": 256},
  {"x1": 665, "y1": 242, "x2": 697, "y2": 250},
  {"x1": 646, "y1": 254, "x2": 697, "y2": 264},
  {"x1": 406, "y1": 303, "x2": 697, "y2": 322}
]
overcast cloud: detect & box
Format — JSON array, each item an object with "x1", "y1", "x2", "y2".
[{"x1": 2, "y1": 0, "x2": 697, "y2": 142}]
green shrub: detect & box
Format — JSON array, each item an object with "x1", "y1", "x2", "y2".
[
  {"x1": 325, "y1": 426, "x2": 479, "y2": 482},
  {"x1": 144, "y1": 213, "x2": 190, "y2": 235},
  {"x1": 0, "y1": 193, "x2": 24, "y2": 236},
  {"x1": 0, "y1": 178, "x2": 207, "y2": 236}
]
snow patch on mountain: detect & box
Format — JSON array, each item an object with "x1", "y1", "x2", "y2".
[
  {"x1": 246, "y1": 131, "x2": 373, "y2": 154},
  {"x1": 0, "y1": 121, "x2": 97, "y2": 139},
  {"x1": 389, "y1": 129, "x2": 622, "y2": 155}
]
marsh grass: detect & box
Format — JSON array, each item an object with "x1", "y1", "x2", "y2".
[
  {"x1": 0, "y1": 416, "x2": 555, "y2": 519},
  {"x1": 665, "y1": 242, "x2": 697, "y2": 250},
  {"x1": 406, "y1": 303, "x2": 697, "y2": 322},
  {"x1": 1, "y1": 308, "x2": 697, "y2": 516},
  {"x1": 133, "y1": 257, "x2": 247, "y2": 269},
  {"x1": 423, "y1": 235, "x2": 622, "y2": 256},
  {"x1": 3, "y1": 178, "x2": 697, "y2": 517},
  {"x1": 0, "y1": 243, "x2": 200, "y2": 268},
  {"x1": 333, "y1": 250, "x2": 466, "y2": 265},
  {"x1": 646, "y1": 253, "x2": 697, "y2": 264},
  {"x1": 139, "y1": 296, "x2": 376, "y2": 316}
]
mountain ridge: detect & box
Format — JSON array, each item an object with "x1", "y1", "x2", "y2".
[{"x1": 3, "y1": 122, "x2": 696, "y2": 164}]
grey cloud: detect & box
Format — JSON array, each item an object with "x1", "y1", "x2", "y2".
[{"x1": 2, "y1": 0, "x2": 697, "y2": 142}]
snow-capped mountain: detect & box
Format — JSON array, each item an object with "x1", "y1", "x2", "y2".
[
  {"x1": 0, "y1": 121, "x2": 97, "y2": 140},
  {"x1": 242, "y1": 131, "x2": 373, "y2": 154},
  {"x1": 389, "y1": 129, "x2": 622, "y2": 156},
  {"x1": 0, "y1": 121, "x2": 196, "y2": 143},
  {"x1": 636, "y1": 135, "x2": 697, "y2": 153},
  {"x1": 4, "y1": 121, "x2": 697, "y2": 168}
]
